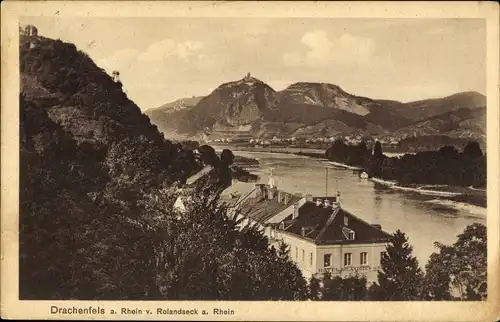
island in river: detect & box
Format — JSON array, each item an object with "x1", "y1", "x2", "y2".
[
  {"x1": 212, "y1": 147, "x2": 486, "y2": 268},
  {"x1": 213, "y1": 144, "x2": 487, "y2": 209}
]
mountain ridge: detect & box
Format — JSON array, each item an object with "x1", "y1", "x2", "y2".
[{"x1": 147, "y1": 75, "x2": 486, "y2": 141}]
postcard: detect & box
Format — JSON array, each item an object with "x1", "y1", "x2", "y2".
[{"x1": 1, "y1": 1, "x2": 499, "y2": 321}]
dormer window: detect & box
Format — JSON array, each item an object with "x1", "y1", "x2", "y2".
[
  {"x1": 344, "y1": 215, "x2": 349, "y2": 226},
  {"x1": 348, "y1": 231, "x2": 355, "y2": 240},
  {"x1": 279, "y1": 222, "x2": 285, "y2": 230}
]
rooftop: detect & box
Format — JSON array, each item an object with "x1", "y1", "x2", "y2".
[
  {"x1": 185, "y1": 165, "x2": 214, "y2": 185},
  {"x1": 238, "y1": 184, "x2": 303, "y2": 224},
  {"x1": 279, "y1": 201, "x2": 391, "y2": 245},
  {"x1": 219, "y1": 181, "x2": 256, "y2": 208}
]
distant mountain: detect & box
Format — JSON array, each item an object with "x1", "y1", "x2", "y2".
[
  {"x1": 148, "y1": 76, "x2": 417, "y2": 139},
  {"x1": 389, "y1": 91, "x2": 486, "y2": 122},
  {"x1": 276, "y1": 82, "x2": 412, "y2": 131},
  {"x1": 148, "y1": 96, "x2": 204, "y2": 113},
  {"x1": 390, "y1": 107, "x2": 486, "y2": 142},
  {"x1": 147, "y1": 75, "x2": 486, "y2": 141}
]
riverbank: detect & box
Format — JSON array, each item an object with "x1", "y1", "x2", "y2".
[
  {"x1": 218, "y1": 145, "x2": 487, "y2": 209},
  {"x1": 327, "y1": 161, "x2": 363, "y2": 170},
  {"x1": 371, "y1": 177, "x2": 486, "y2": 208}
]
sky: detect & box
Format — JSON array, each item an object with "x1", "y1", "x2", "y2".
[{"x1": 22, "y1": 17, "x2": 486, "y2": 111}]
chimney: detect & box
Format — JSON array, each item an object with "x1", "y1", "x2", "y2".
[
  {"x1": 277, "y1": 191, "x2": 283, "y2": 203},
  {"x1": 284, "y1": 193, "x2": 289, "y2": 205},
  {"x1": 315, "y1": 198, "x2": 323, "y2": 207},
  {"x1": 292, "y1": 203, "x2": 299, "y2": 219},
  {"x1": 324, "y1": 199, "x2": 331, "y2": 208},
  {"x1": 305, "y1": 194, "x2": 313, "y2": 202},
  {"x1": 268, "y1": 188, "x2": 275, "y2": 200},
  {"x1": 253, "y1": 184, "x2": 262, "y2": 197},
  {"x1": 336, "y1": 191, "x2": 341, "y2": 204}
]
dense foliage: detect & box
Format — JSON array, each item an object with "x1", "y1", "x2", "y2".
[
  {"x1": 423, "y1": 223, "x2": 487, "y2": 300},
  {"x1": 20, "y1": 34, "x2": 201, "y2": 188},
  {"x1": 369, "y1": 230, "x2": 425, "y2": 301},
  {"x1": 19, "y1": 33, "x2": 305, "y2": 300},
  {"x1": 309, "y1": 274, "x2": 369, "y2": 301},
  {"x1": 326, "y1": 139, "x2": 486, "y2": 188}
]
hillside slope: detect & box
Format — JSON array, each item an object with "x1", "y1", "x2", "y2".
[
  {"x1": 149, "y1": 77, "x2": 410, "y2": 139},
  {"x1": 19, "y1": 30, "x2": 309, "y2": 301},
  {"x1": 19, "y1": 31, "x2": 204, "y2": 299},
  {"x1": 148, "y1": 77, "x2": 485, "y2": 140},
  {"x1": 391, "y1": 107, "x2": 486, "y2": 141},
  {"x1": 395, "y1": 91, "x2": 486, "y2": 122},
  {"x1": 20, "y1": 33, "x2": 201, "y2": 186}
]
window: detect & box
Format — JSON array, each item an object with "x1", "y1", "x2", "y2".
[
  {"x1": 279, "y1": 222, "x2": 285, "y2": 230},
  {"x1": 324, "y1": 254, "x2": 332, "y2": 267},
  {"x1": 344, "y1": 253, "x2": 352, "y2": 266},
  {"x1": 360, "y1": 252, "x2": 368, "y2": 265},
  {"x1": 380, "y1": 251, "x2": 387, "y2": 261},
  {"x1": 302, "y1": 249, "x2": 305, "y2": 262},
  {"x1": 310, "y1": 252, "x2": 313, "y2": 266},
  {"x1": 348, "y1": 231, "x2": 355, "y2": 240}
]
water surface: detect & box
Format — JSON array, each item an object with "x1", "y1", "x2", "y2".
[{"x1": 233, "y1": 150, "x2": 486, "y2": 267}]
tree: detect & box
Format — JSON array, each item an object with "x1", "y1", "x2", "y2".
[
  {"x1": 373, "y1": 230, "x2": 424, "y2": 300},
  {"x1": 322, "y1": 273, "x2": 368, "y2": 300},
  {"x1": 373, "y1": 141, "x2": 383, "y2": 159},
  {"x1": 438, "y1": 145, "x2": 459, "y2": 158},
  {"x1": 423, "y1": 223, "x2": 486, "y2": 301},
  {"x1": 197, "y1": 144, "x2": 219, "y2": 166},
  {"x1": 462, "y1": 141, "x2": 483, "y2": 159},
  {"x1": 422, "y1": 252, "x2": 453, "y2": 300},
  {"x1": 308, "y1": 276, "x2": 321, "y2": 300},
  {"x1": 220, "y1": 149, "x2": 235, "y2": 166}
]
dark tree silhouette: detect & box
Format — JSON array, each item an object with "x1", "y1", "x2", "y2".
[
  {"x1": 370, "y1": 230, "x2": 424, "y2": 301},
  {"x1": 423, "y1": 223, "x2": 486, "y2": 301},
  {"x1": 198, "y1": 144, "x2": 219, "y2": 166},
  {"x1": 462, "y1": 141, "x2": 483, "y2": 159},
  {"x1": 220, "y1": 149, "x2": 235, "y2": 166},
  {"x1": 373, "y1": 141, "x2": 383, "y2": 158}
]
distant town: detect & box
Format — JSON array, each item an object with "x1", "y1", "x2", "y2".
[{"x1": 206, "y1": 134, "x2": 399, "y2": 147}]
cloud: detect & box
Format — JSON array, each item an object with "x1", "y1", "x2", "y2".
[
  {"x1": 98, "y1": 38, "x2": 205, "y2": 73},
  {"x1": 95, "y1": 38, "x2": 207, "y2": 109},
  {"x1": 283, "y1": 30, "x2": 375, "y2": 67}
]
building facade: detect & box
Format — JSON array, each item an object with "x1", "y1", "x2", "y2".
[
  {"x1": 230, "y1": 178, "x2": 392, "y2": 282},
  {"x1": 271, "y1": 197, "x2": 391, "y2": 282}
]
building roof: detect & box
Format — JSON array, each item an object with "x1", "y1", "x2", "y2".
[
  {"x1": 279, "y1": 201, "x2": 391, "y2": 245},
  {"x1": 238, "y1": 185, "x2": 302, "y2": 224},
  {"x1": 186, "y1": 165, "x2": 214, "y2": 185},
  {"x1": 219, "y1": 181, "x2": 256, "y2": 208}
]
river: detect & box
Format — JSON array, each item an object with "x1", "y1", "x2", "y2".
[{"x1": 230, "y1": 149, "x2": 486, "y2": 268}]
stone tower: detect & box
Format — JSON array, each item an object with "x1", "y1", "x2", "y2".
[{"x1": 24, "y1": 25, "x2": 38, "y2": 37}]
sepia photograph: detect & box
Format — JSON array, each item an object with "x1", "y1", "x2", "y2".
[{"x1": 2, "y1": 1, "x2": 499, "y2": 321}]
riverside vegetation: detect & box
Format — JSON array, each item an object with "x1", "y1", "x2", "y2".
[{"x1": 19, "y1": 29, "x2": 486, "y2": 301}]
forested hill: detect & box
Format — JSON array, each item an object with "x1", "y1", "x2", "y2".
[
  {"x1": 19, "y1": 28, "x2": 309, "y2": 300},
  {"x1": 20, "y1": 33, "x2": 201, "y2": 187},
  {"x1": 19, "y1": 32, "x2": 205, "y2": 298}
]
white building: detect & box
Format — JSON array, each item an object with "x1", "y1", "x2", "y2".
[
  {"x1": 231, "y1": 178, "x2": 391, "y2": 283},
  {"x1": 270, "y1": 196, "x2": 391, "y2": 282}
]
